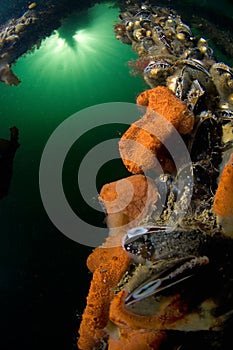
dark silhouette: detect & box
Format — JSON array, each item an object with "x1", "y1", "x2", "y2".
[{"x1": 0, "y1": 126, "x2": 20, "y2": 199}]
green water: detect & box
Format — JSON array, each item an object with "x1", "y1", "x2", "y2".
[
  {"x1": 0, "y1": 3, "x2": 144, "y2": 252},
  {"x1": 0, "y1": 4, "x2": 145, "y2": 349}
]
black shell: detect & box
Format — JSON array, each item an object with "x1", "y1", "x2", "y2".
[
  {"x1": 189, "y1": 116, "x2": 223, "y2": 199},
  {"x1": 123, "y1": 227, "x2": 211, "y2": 261}
]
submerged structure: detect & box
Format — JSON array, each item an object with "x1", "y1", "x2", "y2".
[
  {"x1": 0, "y1": 4, "x2": 60, "y2": 85},
  {"x1": 78, "y1": 2, "x2": 233, "y2": 349},
  {"x1": 0, "y1": 0, "x2": 94, "y2": 85}
]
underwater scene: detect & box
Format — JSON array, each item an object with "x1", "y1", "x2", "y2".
[{"x1": 0, "y1": 1, "x2": 233, "y2": 349}]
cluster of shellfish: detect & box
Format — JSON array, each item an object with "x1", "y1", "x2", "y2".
[
  {"x1": 78, "y1": 3, "x2": 233, "y2": 350},
  {"x1": 114, "y1": 2, "x2": 233, "y2": 231},
  {"x1": 0, "y1": 9, "x2": 39, "y2": 58},
  {"x1": 114, "y1": 3, "x2": 233, "y2": 112},
  {"x1": 0, "y1": 9, "x2": 39, "y2": 86}
]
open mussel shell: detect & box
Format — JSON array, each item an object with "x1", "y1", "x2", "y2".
[
  {"x1": 125, "y1": 255, "x2": 209, "y2": 307},
  {"x1": 122, "y1": 226, "x2": 233, "y2": 323},
  {"x1": 217, "y1": 109, "x2": 233, "y2": 120}
]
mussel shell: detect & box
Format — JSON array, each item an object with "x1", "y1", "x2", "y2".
[
  {"x1": 190, "y1": 116, "x2": 222, "y2": 198},
  {"x1": 186, "y1": 47, "x2": 205, "y2": 60},
  {"x1": 123, "y1": 228, "x2": 211, "y2": 261},
  {"x1": 214, "y1": 66, "x2": 233, "y2": 77},
  {"x1": 140, "y1": 19, "x2": 152, "y2": 29},
  {"x1": 125, "y1": 255, "x2": 209, "y2": 309},
  {"x1": 217, "y1": 109, "x2": 233, "y2": 120},
  {"x1": 134, "y1": 10, "x2": 152, "y2": 19},
  {"x1": 123, "y1": 233, "x2": 233, "y2": 331},
  {"x1": 142, "y1": 37, "x2": 154, "y2": 50}
]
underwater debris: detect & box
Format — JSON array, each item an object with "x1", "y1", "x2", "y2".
[
  {"x1": 0, "y1": 127, "x2": 20, "y2": 199},
  {"x1": 78, "y1": 3, "x2": 233, "y2": 350}
]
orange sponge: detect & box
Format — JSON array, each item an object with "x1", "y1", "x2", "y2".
[
  {"x1": 119, "y1": 86, "x2": 194, "y2": 174},
  {"x1": 214, "y1": 153, "x2": 233, "y2": 237}
]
